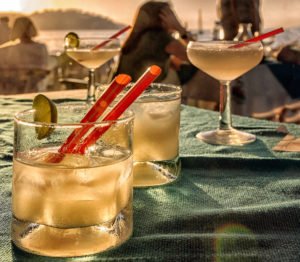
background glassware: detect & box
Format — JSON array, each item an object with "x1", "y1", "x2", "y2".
[
  {"x1": 187, "y1": 41, "x2": 264, "y2": 145},
  {"x1": 97, "y1": 83, "x2": 182, "y2": 187},
  {"x1": 12, "y1": 103, "x2": 134, "y2": 257},
  {"x1": 234, "y1": 23, "x2": 254, "y2": 41},
  {"x1": 65, "y1": 37, "x2": 120, "y2": 104},
  {"x1": 212, "y1": 20, "x2": 225, "y2": 40}
]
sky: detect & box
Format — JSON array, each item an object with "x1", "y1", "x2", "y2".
[{"x1": 0, "y1": 0, "x2": 299, "y2": 30}]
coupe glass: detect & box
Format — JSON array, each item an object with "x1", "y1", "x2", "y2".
[
  {"x1": 65, "y1": 37, "x2": 120, "y2": 104},
  {"x1": 187, "y1": 41, "x2": 263, "y2": 145}
]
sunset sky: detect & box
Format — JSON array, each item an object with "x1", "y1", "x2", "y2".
[{"x1": 0, "y1": 0, "x2": 299, "y2": 30}]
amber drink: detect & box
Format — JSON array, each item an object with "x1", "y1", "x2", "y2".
[
  {"x1": 66, "y1": 49, "x2": 119, "y2": 70},
  {"x1": 65, "y1": 37, "x2": 120, "y2": 103},
  {"x1": 12, "y1": 104, "x2": 134, "y2": 257},
  {"x1": 187, "y1": 41, "x2": 263, "y2": 145},
  {"x1": 129, "y1": 83, "x2": 182, "y2": 187}
]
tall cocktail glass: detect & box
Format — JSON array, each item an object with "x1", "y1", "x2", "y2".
[
  {"x1": 187, "y1": 41, "x2": 263, "y2": 145},
  {"x1": 65, "y1": 37, "x2": 120, "y2": 104},
  {"x1": 11, "y1": 103, "x2": 134, "y2": 257}
]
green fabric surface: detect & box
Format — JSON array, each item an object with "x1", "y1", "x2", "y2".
[{"x1": 1, "y1": 98, "x2": 300, "y2": 261}]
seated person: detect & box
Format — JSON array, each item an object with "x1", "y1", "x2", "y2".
[
  {"x1": 217, "y1": 0, "x2": 261, "y2": 40},
  {"x1": 114, "y1": 1, "x2": 196, "y2": 85},
  {"x1": 266, "y1": 28, "x2": 300, "y2": 99},
  {"x1": 116, "y1": 1, "x2": 220, "y2": 110},
  {"x1": 0, "y1": 16, "x2": 48, "y2": 69},
  {"x1": 0, "y1": 16, "x2": 11, "y2": 44},
  {"x1": 0, "y1": 16, "x2": 49, "y2": 93}
]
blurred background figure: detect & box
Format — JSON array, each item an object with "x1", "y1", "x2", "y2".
[
  {"x1": 115, "y1": 0, "x2": 196, "y2": 85},
  {"x1": 265, "y1": 28, "x2": 300, "y2": 99},
  {"x1": 268, "y1": 28, "x2": 300, "y2": 65},
  {"x1": 0, "y1": 16, "x2": 50, "y2": 94},
  {"x1": 216, "y1": 0, "x2": 261, "y2": 40},
  {"x1": 5, "y1": 16, "x2": 48, "y2": 69},
  {"x1": 211, "y1": 0, "x2": 263, "y2": 112},
  {"x1": 0, "y1": 16, "x2": 11, "y2": 44}
]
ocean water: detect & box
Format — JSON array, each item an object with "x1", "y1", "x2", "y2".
[
  {"x1": 36, "y1": 29, "x2": 213, "y2": 56},
  {"x1": 37, "y1": 29, "x2": 118, "y2": 55},
  {"x1": 36, "y1": 27, "x2": 300, "y2": 59}
]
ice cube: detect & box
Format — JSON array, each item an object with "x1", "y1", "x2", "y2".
[
  {"x1": 59, "y1": 153, "x2": 90, "y2": 168},
  {"x1": 12, "y1": 161, "x2": 46, "y2": 223}
]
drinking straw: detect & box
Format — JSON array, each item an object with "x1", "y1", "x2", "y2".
[
  {"x1": 59, "y1": 74, "x2": 131, "y2": 154},
  {"x1": 230, "y1": 27, "x2": 284, "y2": 48},
  {"x1": 91, "y1": 25, "x2": 131, "y2": 50},
  {"x1": 73, "y1": 65, "x2": 162, "y2": 154}
]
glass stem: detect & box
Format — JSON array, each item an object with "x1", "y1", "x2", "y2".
[
  {"x1": 219, "y1": 80, "x2": 232, "y2": 130},
  {"x1": 87, "y1": 69, "x2": 96, "y2": 104}
]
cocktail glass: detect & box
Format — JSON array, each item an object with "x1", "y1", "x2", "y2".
[
  {"x1": 11, "y1": 103, "x2": 134, "y2": 257},
  {"x1": 65, "y1": 37, "x2": 120, "y2": 104},
  {"x1": 97, "y1": 83, "x2": 182, "y2": 187},
  {"x1": 187, "y1": 41, "x2": 264, "y2": 145}
]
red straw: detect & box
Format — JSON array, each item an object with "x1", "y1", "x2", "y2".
[
  {"x1": 92, "y1": 25, "x2": 131, "y2": 50},
  {"x1": 73, "y1": 65, "x2": 162, "y2": 154},
  {"x1": 58, "y1": 74, "x2": 131, "y2": 154},
  {"x1": 230, "y1": 27, "x2": 284, "y2": 48}
]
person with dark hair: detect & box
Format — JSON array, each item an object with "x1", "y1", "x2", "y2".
[
  {"x1": 216, "y1": 0, "x2": 261, "y2": 40},
  {"x1": 0, "y1": 16, "x2": 11, "y2": 44},
  {"x1": 115, "y1": 1, "x2": 196, "y2": 85}
]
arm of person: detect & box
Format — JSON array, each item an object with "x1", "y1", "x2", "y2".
[{"x1": 165, "y1": 39, "x2": 188, "y2": 61}]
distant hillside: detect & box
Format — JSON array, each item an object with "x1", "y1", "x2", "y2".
[{"x1": 0, "y1": 9, "x2": 124, "y2": 30}]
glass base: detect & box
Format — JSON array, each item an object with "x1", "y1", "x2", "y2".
[
  {"x1": 133, "y1": 157, "x2": 181, "y2": 187},
  {"x1": 11, "y1": 204, "x2": 132, "y2": 257},
  {"x1": 196, "y1": 128, "x2": 256, "y2": 146}
]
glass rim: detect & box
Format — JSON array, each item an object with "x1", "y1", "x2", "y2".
[
  {"x1": 133, "y1": 83, "x2": 182, "y2": 102},
  {"x1": 187, "y1": 40, "x2": 263, "y2": 46},
  {"x1": 71, "y1": 37, "x2": 120, "y2": 40},
  {"x1": 14, "y1": 103, "x2": 134, "y2": 128},
  {"x1": 64, "y1": 37, "x2": 121, "y2": 50},
  {"x1": 66, "y1": 47, "x2": 121, "y2": 51},
  {"x1": 101, "y1": 82, "x2": 181, "y2": 94},
  {"x1": 97, "y1": 83, "x2": 182, "y2": 103}
]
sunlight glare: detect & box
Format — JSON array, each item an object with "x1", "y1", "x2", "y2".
[{"x1": 0, "y1": 0, "x2": 22, "y2": 12}]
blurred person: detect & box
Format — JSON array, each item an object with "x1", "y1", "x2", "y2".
[
  {"x1": 115, "y1": 0, "x2": 196, "y2": 85},
  {"x1": 268, "y1": 28, "x2": 300, "y2": 65},
  {"x1": 115, "y1": 1, "x2": 220, "y2": 109},
  {"x1": 0, "y1": 16, "x2": 48, "y2": 69},
  {"x1": 0, "y1": 16, "x2": 49, "y2": 93},
  {"x1": 266, "y1": 28, "x2": 300, "y2": 99},
  {"x1": 213, "y1": 0, "x2": 263, "y2": 105},
  {"x1": 0, "y1": 16, "x2": 11, "y2": 44},
  {"x1": 216, "y1": 0, "x2": 261, "y2": 40}
]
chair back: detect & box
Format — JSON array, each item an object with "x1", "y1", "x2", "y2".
[
  {"x1": 0, "y1": 68, "x2": 49, "y2": 94},
  {"x1": 252, "y1": 100, "x2": 300, "y2": 124}
]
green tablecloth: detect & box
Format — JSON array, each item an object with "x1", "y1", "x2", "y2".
[{"x1": 0, "y1": 98, "x2": 299, "y2": 261}]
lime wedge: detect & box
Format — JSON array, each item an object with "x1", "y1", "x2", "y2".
[
  {"x1": 64, "y1": 32, "x2": 80, "y2": 48},
  {"x1": 33, "y1": 94, "x2": 58, "y2": 140}
]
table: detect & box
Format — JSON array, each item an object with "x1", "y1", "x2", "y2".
[{"x1": 0, "y1": 93, "x2": 299, "y2": 261}]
